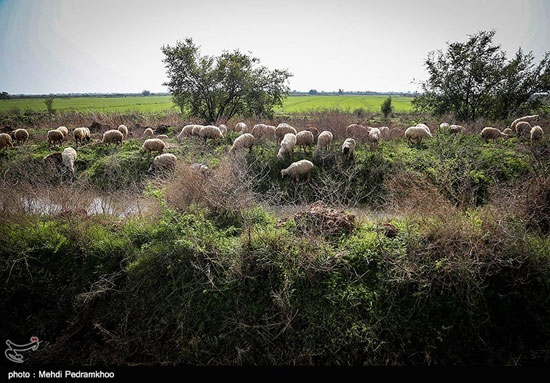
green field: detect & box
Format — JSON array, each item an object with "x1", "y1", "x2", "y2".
[{"x1": 0, "y1": 95, "x2": 414, "y2": 114}]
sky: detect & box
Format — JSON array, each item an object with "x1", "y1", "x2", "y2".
[{"x1": 0, "y1": 0, "x2": 549, "y2": 94}]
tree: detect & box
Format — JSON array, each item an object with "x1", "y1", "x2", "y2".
[
  {"x1": 44, "y1": 97, "x2": 55, "y2": 115},
  {"x1": 412, "y1": 30, "x2": 550, "y2": 121},
  {"x1": 381, "y1": 96, "x2": 393, "y2": 118},
  {"x1": 308, "y1": 89, "x2": 318, "y2": 95},
  {"x1": 0, "y1": 92, "x2": 9, "y2": 100},
  {"x1": 338, "y1": 89, "x2": 344, "y2": 96},
  {"x1": 161, "y1": 38, "x2": 292, "y2": 123},
  {"x1": 142, "y1": 90, "x2": 151, "y2": 96}
]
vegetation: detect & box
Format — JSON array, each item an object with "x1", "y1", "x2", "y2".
[
  {"x1": 161, "y1": 38, "x2": 292, "y2": 123},
  {"x1": 381, "y1": 96, "x2": 393, "y2": 118},
  {"x1": 413, "y1": 30, "x2": 550, "y2": 121},
  {"x1": 0, "y1": 95, "x2": 415, "y2": 115}
]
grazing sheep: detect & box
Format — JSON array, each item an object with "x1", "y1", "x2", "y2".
[
  {"x1": 251, "y1": 124, "x2": 277, "y2": 141},
  {"x1": 199, "y1": 125, "x2": 223, "y2": 142},
  {"x1": 235, "y1": 122, "x2": 247, "y2": 133},
  {"x1": 102, "y1": 129, "x2": 124, "y2": 145},
  {"x1": 502, "y1": 128, "x2": 514, "y2": 137},
  {"x1": 191, "y1": 125, "x2": 203, "y2": 137},
  {"x1": 277, "y1": 133, "x2": 297, "y2": 161},
  {"x1": 178, "y1": 125, "x2": 197, "y2": 141},
  {"x1": 156, "y1": 135, "x2": 169, "y2": 140},
  {"x1": 118, "y1": 124, "x2": 129, "y2": 138},
  {"x1": 229, "y1": 133, "x2": 255, "y2": 154},
  {"x1": 57, "y1": 126, "x2": 69, "y2": 138},
  {"x1": 368, "y1": 128, "x2": 381, "y2": 149},
  {"x1": 515, "y1": 121, "x2": 532, "y2": 138},
  {"x1": 47, "y1": 130, "x2": 65, "y2": 147},
  {"x1": 275, "y1": 123, "x2": 297, "y2": 143},
  {"x1": 143, "y1": 128, "x2": 154, "y2": 137},
  {"x1": 62, "y1": 147, "x2": 77, "y2": 175},
  {"x1": 149, "y1": 153, "x2": 177, "y2": 172},
  {"x1": 510, "y1": 115, "x2": 538, "y2": 131},
  {"x1": 342, "y1": 138, "x2": 356, "y2": 159},
  {"x1": 531, "y1": 126, "x2": 544, "y2": 144},
  {"x1": 295, "y1": 130, "x2": 314, "y2": 151},
  {"x1": 316, "y1": 131, "x2": 333, "y2": 153},
  {"x1": 440, "y1": 123, "x2": 450, "y2": 130},
  {"x1": 12, "y1": 128, "x2": 29, "y2": 144},
  {"x1": 305, "y1": 126, "x2": 320, "y2": 141},
  {"x1": 73, "y1": 127, "x2": 91, "y2": 144},
  {"x1": 142, "y1": 138, "x2": 165, "y2": 155},
  {"x1": 281, "y1": 159, "x2": 314, "y2": 182},
  {"x1": 218, "y1": 124, "x2": 228, "y2": 135},
  {"x1": 450, "y1": 125, "x2": 465, "y2": 134},
  {"x1": 0, "y1": 133, "x2": 14, "y2": 150},
  {"x1": 416, "y1": 123, "x2": 431, "y2": 134},
  {"x1": 346, "y1": 124, "x2": 369, "y2": 141},
  {"x1": 405, "y1": 126, "x2": 433, "y2": 144},
  {"x1": 480, "y1": 127, "x2": 507, "y2": 142},
  {"x1": 388, "y1": 128, "x2": 404, "y2": 139}
]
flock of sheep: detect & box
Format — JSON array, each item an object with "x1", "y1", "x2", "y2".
[{"x1": 0, "y1": 114, "x2": 545, "y2": 182}]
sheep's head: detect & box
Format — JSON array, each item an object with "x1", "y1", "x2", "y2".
[{"x1": 281, "y1": 169, "x2": 288, "y2": 178}]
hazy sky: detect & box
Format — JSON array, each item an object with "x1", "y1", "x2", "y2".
[{"x1": 0, "y1": 0, "x2": 549, "y2": 94}]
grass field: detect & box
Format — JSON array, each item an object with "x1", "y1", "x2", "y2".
[{"x1": 0, "y1": 95, "x2": 414, "y2": 114}]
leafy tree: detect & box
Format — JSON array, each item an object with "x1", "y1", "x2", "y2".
[
  {"x1": 338, "y1": 89, "x2": 344, "y2": 96},
  {"x1": 44, "y1": 97, "x2": 55, "y2": 115},
  {"x1": 413, "y1": 30, "x2": 550, "y2": 121},
  {"x1": 0, "y1": 92, "x2": 9, "y2": 100},
  {"x1": 161, "y1": 38, "x2": 292, "y2": 123},
  {"x1": 381, "y1": 96, "x2": 393, "y2": 118},
  {"x1": 308, "y1": 89, "x2": 318, "y2": 95},
  {"x1": 142, "y1": 90, "x2": 151, "y2": 96}
]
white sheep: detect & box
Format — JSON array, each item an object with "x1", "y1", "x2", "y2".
[
  {"x1": 277, "y1": 133, "x2": 297, "y2": 161},
  {"x1": 143, "y1": 128, "x2": 154, "y2": 137},
  {"x1": 118, "y1": 124, "x2": 129, "y2": 138},
  {"x1": 47, "y1": 130, "x2": 64, "y2": 147},
  {"x1": 178, "y1": 125, "x2": 197, "y2": 142},
  {"x1": 252, "y1": 124, "x2": 276, "y2": 141},
  {"x1": 531, "y1": 126, "x2": 544, "y2": 144},
  {"x1": 12, "y1": 128, "x2": 29, "y2": 144},
  {"x1": 450, "y1": 125, "x2": 465, "y2": 134},
  {"x1": 502, "y1": 128, "x2": 514, "y2": 136},
  {"x1": 342, "y1": 138, "x2": 356, "y2": 159},
  {"x1": 295, "y1": 130, "x2": 314, "y2": 151},
  {"x1": 149, "y1": 153, "x2": 177, "y2": 172},
  {"x1": 102, "y1": 129, "x2": 124, "y2": 145},
  {"x1": 218, "y1": 124, "x2": 228, "y2": 135},
  {"x1": 515, "y1": 121, "x2": 532, "y2": 138},
  {"x1": 416, "y1": 123, "x2": 431, "y2": 134},
  {"x1": 480, "y1": 127, "x2": 507, "y2": 142},
  {"x1": 73, "y1": 127, "x2": 91, "y2": 144},
  {"x1": 57, "y1": 126, "x2": 69, "y2": 138},
  {"x1": 368, "y1": 128, "x2": 381, "y2": 149},
  {"x1": 405, "y1": 126, "x2": 432, "y2": 144},
  {"x1": 440, "y1": 123, "x2": 450, "y2": 130},
  {"x1": 316, "y1": 131, "x2": 333, "y2": 152},
  {"x1": 275, "y1": 123, "x2": 297, "y2": 143},
  {"x1": 281, "y1": 159, "x2": 314, "y2": 182},
  {"x1": 0, "y1": 133, "x2": 14, "y2": 150},
  {"x1": 305, "y1": 126, "x2": 320, "y2": 141},
  {"x1": 346, "y1": 124, "x2": 369, "y2": 141},
  {"x1": 156, "y1": 135, "x2": 169, "y2": 140},
  {"x1": 190, "y1": 162, "x2": 210, "y2": 177},
  {"x1": 229, "y1": 133, "x2": 255, "y2": 154},
  {"x1": 142, "y1": 138, "x2": 165, "y2": 155},
  {"x1": 510, "y1": 115, "x2": 538, "y2": 131},
  {"x1": 199, "y1": 125, "x2": 223, "y2": 142},
  {"x1": 235, "y1": 122, "x2": 247, "y2": 133},
  {"x1": 191, "y1": 125, "x2": 203, "y2": 137},
  {"x1": 62, "y1": 147, "x2": 77, "y2": 175}
]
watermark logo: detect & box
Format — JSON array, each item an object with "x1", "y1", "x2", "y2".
[{"x1": 5, "y1": 336, "x2": 40, "y2": 363}]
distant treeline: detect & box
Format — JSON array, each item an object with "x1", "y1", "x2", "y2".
[{"x1": 291, "y1": 90, "x2": 418, "y2": 97}]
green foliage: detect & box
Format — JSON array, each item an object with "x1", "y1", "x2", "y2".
[
  {"x1": 161, "y1": 38, "x2": 292, "y2": 123},
  {"x1": 414, "y1": 30, "x2": 550, "y2": 121},
  {"x1": 381, "y1": 96, "x2": 393, "y2": 118},
  {"x1": 43, "y1": 97, "x2": 55, "y2": 115}
]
